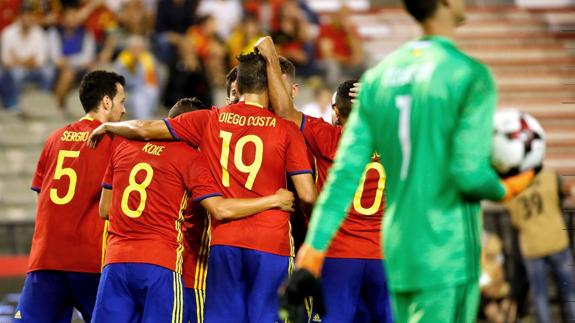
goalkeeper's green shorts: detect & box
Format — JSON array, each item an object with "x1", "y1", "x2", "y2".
[{"x1": 391, "y1": 280, "x2": 479, "y2": 323}]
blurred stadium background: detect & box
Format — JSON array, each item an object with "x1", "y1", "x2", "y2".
[{"x1": 0, "y1": 0, "x2": 573, "y2": 322}]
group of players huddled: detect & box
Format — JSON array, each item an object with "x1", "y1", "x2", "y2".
[
  {"x1": 14, "y1": 1, "x2": 540, "y2": 322},
  {"x1": 14, "y1": 33, "x2": 390, "y2": 323}
]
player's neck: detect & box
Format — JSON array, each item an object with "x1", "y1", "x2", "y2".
[
  {"x1": 241, "y1": 93, "x2": 269, "y2": 109},
  {"x1": 85, "y1": 109, "x2": 108, "y2": 124},
  {"x1": 420, "y1": 15, "x2": 456, "y2": 40}
]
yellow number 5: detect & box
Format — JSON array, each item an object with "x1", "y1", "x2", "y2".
[
  {"x1": 219, "y1": 130, "x2": 263, "y2": 190},
  {"x1": 50, "y1": 150, "x2": 80, "y2": 205},
  {"x1": 353, "y1": 162, "x2": 386, "y2": 216},
  {"x1": 121, "y1": 163, "x2": 154, "y2": 218}
]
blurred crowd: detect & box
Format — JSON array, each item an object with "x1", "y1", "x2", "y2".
[{"x1": 0, "y1": 0, "x2": 366, "y2": 118}]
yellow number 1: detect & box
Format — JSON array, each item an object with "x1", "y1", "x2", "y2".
[
  {"x1": 50, "y1": 150, "x2": 80, "y2": 205},
  {"x1": 120, "y1": 163, "x2": 154, "y2": 218},
  {"x1": 219, "y1": 130, "x2": 263, "y2": 190}
]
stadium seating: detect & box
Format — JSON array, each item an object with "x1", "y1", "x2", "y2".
[{"x1": 0, "y1": 6, "x2": 574, "y2": 224}]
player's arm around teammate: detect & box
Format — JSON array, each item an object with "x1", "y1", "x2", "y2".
[{"x1": 100, "y1": 187, "x2": 295, "y2": 221}]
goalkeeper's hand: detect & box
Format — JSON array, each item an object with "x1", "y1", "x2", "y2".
[
  {"x1": 279, "y1": 244, "x2": 326, "y2": 323},
  {"x1": 501, "y1": 169, "x2": 536, "y2": 202}
]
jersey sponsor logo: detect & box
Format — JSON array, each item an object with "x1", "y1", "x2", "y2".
[
  {"x1": 312, "y1": 313, "x2": 322, "y2": 322},
  {"x1": 14, "y1": 310, "x2": 22, "y2": 319},
  {"x1": 60, "y1": 131, "x2": 90, "y2": 142},
  {"x1": 218, "y1": 112, "x2": 277, "y2": 127},
  {"x1": 142, "y1": 143, "x2": 166, "y2": 156}
]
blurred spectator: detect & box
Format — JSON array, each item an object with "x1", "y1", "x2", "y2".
[
  {"x1": 48, "y1": 5, "x2": 96, "y2": 108},
  {"x1": 197, "y1": 0, "x2": 242, "y2": 40},
  {"x1": 299, "y1": 84, "x2": 333, "y2": 124},
  {"x1": 153, "y1": 0, "x2": 199, "y2": 65},
  {"x1": 242, "y1": 0, "x2": 271, "y2": 30},
  {"x1": 163, "y1": 35, "x2": 212, "y2": 108},
  {"x1": 0, "y1": 5, "x2": 52, "y2": 110},
  {"x1": 269, "y1": 0, "x2": 319, "y2": 34},
  {"x1": 186, "y1": 15, "x2": 226, "y2": 86},
  {"x1": 504, "y1": 169, "x2": 575, "y2": 323},
  {"x1": 80, "y1": 0, "x2": 119, "y2": 65},
  {"x1": 104, "y1": 0, "x2": 157, "y2": 13},
  {"x1": 99, "y1": 0, "x2": 155, "y2": 66},
  {"x1": 227, "y1": 14, "x2": 264, "y2": 66},
  {"x1": 479, "y1": 231, "x2": 512, "y2": 323},
  {"x1": 271, "y1": 0, "x2": 316, "y2": 77},
  {"x1": 0, "y1": 0, "x2": 21, "y2": 32},
  {"x1": 116, "y1": 0, "x2": 154, "y2": 37},
  {"x1": 80, "y1": 0, "x2": 117, "y2": 45},
  {"x1": 114, "y1": 35, "x2": 159, "y2": 118},
  {"x1": 317, "y1": 6, "x2": 364, "y2": 87},
  {"x1": 24, "y1": 0, "x2": 62, "y2": 28}
]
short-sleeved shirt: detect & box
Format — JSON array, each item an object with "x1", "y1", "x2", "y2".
[
  {"x1": 165, "y1": 102, "x2": 312, "y2": 256},
  {"x1": 102, "y1": 140, "x2": 221, "y2": 274},
  {"x1": 302, "y1": 115, "x2": 385, "y2": 259},
  {"x1": 30, "y1": 116, "x2": 116, "y2": 273}
]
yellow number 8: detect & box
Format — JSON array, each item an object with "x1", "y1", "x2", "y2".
[{"x1": 121, "y1": 163, "x2": 154, "y2": 218}]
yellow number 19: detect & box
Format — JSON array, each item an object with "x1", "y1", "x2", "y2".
[
  {"x1": 121, "y1": 163, "x2": 154, "y2": 218},
  {"x1": 219, "y1": 130, "x2": 263, "y2": 190}
]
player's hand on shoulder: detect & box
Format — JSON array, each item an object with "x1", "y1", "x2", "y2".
[
  {"x1": 87, "y1": 123, "x2": 108, "y2": 149},
  {"x1": 275, "y1": 188, "x2": 295, "y2": 212},
  {"x1": 255, "y1": 36, "x2": 277, "y2": 60},
  {"x1": 501, "y1": 169, "x2": 535, "y2": 202}
]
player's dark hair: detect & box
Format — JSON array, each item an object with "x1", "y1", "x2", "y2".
[
  {"x1": 236, "y1": 52, "x2": 267, "y2": 95},
  {"x1": 279, "y1": 56, "x2": 295, "y2": 82},
  {"x1": 335, "y1": 79, "x2": 358, "y2": 120},
  {"x1": 79, "y1": 70, "x2": 125, "y2": 113},
  {"x1": 226, "y1": 66, "x2": 238, "y2": 97},
  {"x1": 402, "y1": 0, "x2": 439, "y2": 22},
  {"x1": 168, "y1": 97, "x2": 209, "y2": 118}
]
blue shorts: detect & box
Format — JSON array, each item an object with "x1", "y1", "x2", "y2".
[
  {"x1": 184, "y1": 288, "x2": 204, "y2": 323},
  {"x1": 13, "y1": 270, "x2": 100, "y2": 323},
  {"x1": 91, "y1": 263, "x2": 185, "y2": 323},
  {"x1": 312, "y1": 258, "x2": 394, "y2": 323},
  {"x1": 204, "y1": 245, "x2": 292, "y2": 323}
]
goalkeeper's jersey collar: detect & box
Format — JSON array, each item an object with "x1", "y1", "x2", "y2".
[{"x1": 417, "y1": 35, "x2": 456, "y2": 49}]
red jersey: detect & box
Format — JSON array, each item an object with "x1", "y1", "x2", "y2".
[
  {"x1": 165, "y1": 102, "x2": 312, "y2": 256},
  {"x1": 317, "y1": 24, "x2": 359, "y2": 59},
  {"x1": 182, "y1": 201, "x2": 210, "y2": 289},
  {"x1": 30, "y1": 116, "x2": 116, "y2": 273},
  {"x1": 302, "y1": 115, "x2": 385, "y2": 259},
  {"x1": 102, "y1": 140, "x2": 221, "y2": 274}
]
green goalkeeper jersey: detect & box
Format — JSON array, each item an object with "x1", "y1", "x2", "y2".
[{"x1": 306, "y1": 36, "x2": 506, "y2": 291}]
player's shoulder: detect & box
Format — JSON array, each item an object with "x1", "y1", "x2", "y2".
[
  {"x1": 276, "y1": 115, "x2": 303, "y2": 134},
  {"x1": 174, "y1": 108, "x2": 215, "y2": 121},
  {"x1": 161, "y1": 141, "x2": 203, "y2": 165},
  {"x1": 44, "y1": 118, "x2": 96, "y2": 144},
  {"x1": 303, "y1": 114, "x2": 337, "y2": 131},
  {"x1": 432, "y1": 39, "x2": 492, "y2": 79}
]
